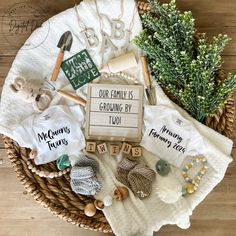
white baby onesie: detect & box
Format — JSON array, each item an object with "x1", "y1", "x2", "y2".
[
  {"x1": 13, "y1": 105, "x2": 85, "y2": 165},
  {"x1": 141, "y1": 105, "x2": 206, "y2": 168}
]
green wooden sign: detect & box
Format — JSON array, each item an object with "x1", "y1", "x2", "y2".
[{"x1": 61, "y1": 49, "x2": 101, "y2": 90}]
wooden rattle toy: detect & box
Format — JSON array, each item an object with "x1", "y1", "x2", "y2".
[{"x1": 10, "y1": 77, "x2": 52, "y2": 112}]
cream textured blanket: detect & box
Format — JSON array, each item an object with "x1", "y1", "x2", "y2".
[{"x1": 0, "y1": 0, "x2": 233, "y2": 235}]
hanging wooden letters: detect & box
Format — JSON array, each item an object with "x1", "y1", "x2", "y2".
[{"x1": 80, "y1": 28, "x2": 99, "y2": 48}]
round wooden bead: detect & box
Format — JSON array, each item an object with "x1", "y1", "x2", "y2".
[
  {"x1": 39, "y1": 171, "x2": 45, "y2": 177},
  {"x1": 44, "y1": 171, "x2": 50, "y2": 177},
  {"x1": 84, "y1": 203, "x2": 97, "y2": 217},
  {"x1": 49, "y1": 173, "x2": 55, "y2": 178},
  {"x1": 113, "y1": 186, "x2": 129, "y2": 201},
  {"x1": 186, "y1": 184, "x2": 195, "y2": 194},
  {"x1": 29, "y1": 150, "x2": 37, "y2": 159},
  {"x1": 94, "y1": 200, "x2": 105, "y2": 210},
  {"x1": 58, "y1": 171, "x2": 63, "y2": 177}
]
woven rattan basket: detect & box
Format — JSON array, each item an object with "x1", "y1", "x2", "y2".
[{"x1": 2, "y1": 1, "x2": 235, "y2": 233}]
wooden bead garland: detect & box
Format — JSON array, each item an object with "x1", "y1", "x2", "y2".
[
  {"x1": 182, "y1": 156, "x2": 208, "y2": 195},
  {"x1": 26, "y1": 160, "x2": 71, "y2": 178},
  {"x1": 102, "y1": 71, "x2": 139, "y2": 84}
]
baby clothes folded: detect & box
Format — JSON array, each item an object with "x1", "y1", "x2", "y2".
[
  {"x1": 116, "y1": 158, "x2": 156, "y2": 199},
  {"x1": 70, "y1": 154, "x2": 102, "y2": 196}
]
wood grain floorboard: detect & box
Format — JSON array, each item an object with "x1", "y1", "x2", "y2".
[{"x1": 0, "y1": 0, "x2": 236, "y2": 235}]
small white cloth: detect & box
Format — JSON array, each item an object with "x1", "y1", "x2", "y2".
[{"x1": 12, "y1": 105, "x2": 85, "y2": 165}]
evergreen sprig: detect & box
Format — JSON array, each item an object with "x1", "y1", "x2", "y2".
[{"x1": 133, "y1": 0, "x2": 236, "y2": 122}]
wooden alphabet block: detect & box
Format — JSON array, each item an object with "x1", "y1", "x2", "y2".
[
  {"x1": 121, "y1": 142, "x2": 132, "y2": 154},
  {"x1": 86, "y1": 142, "x2": 96, "y2": 153},
  {"x1": 97, "y1": 143, "x2": 108, "y2": 154},
  {"x1": 109, "y1": 144, "x2": 120, "y2": 155},
  {"x1": 131, "y1": 147, "x2": 142, "y2": 157}
]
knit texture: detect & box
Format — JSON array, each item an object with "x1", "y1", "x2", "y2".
[
  {"x1": 116, "y1": 158, "x2": 137, "y2": 188},
  {"x1": 117, "y1": 158, "x2": 156, "y2": 199},
  {"x1": 128, "y1": 164, "x2": 156, "y2": 199},
  {"x1": 70, "y1": 155, "x2": 102, "y2": 196}
]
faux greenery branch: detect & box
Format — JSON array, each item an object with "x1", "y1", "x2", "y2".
[{"x1": 134, "y1": 0, "x2": 236, "y2": 122}]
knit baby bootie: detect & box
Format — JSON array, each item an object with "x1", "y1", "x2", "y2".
[
  {"x1": 128, "y1": 164, "x2": 156, "y2": 199},
  {"x1": 75, "y1": 154, "x2": 100, "y2": 173},
  {"x1": 116, "y1": 158, "x2": 138, "y2": 188},
  {"x1": 70, "y1": 155, "x2": 102, "y2": 196},
  {"x1": 70, "y1": 166, "x2": 102, "y2": 195}
]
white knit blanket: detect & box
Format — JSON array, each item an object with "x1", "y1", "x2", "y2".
[{"x1": 0, "y1": 1, "x2": 233, "y2": 235}]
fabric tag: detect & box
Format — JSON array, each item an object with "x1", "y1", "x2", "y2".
[
  {"x1": 141, "y1": 105, "x2": 206, "y2": 167},
  {"x1": 61, "y1": 49, "x2": 101, "y2": 90}
]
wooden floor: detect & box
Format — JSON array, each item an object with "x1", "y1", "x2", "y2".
[{"x1": 0, "y1": 0, "x2": 236, "y2": 235}]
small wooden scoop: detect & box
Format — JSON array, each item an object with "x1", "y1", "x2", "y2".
[{"x1": 51, "y1": 31, "x2": 73, "y2": 81}]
